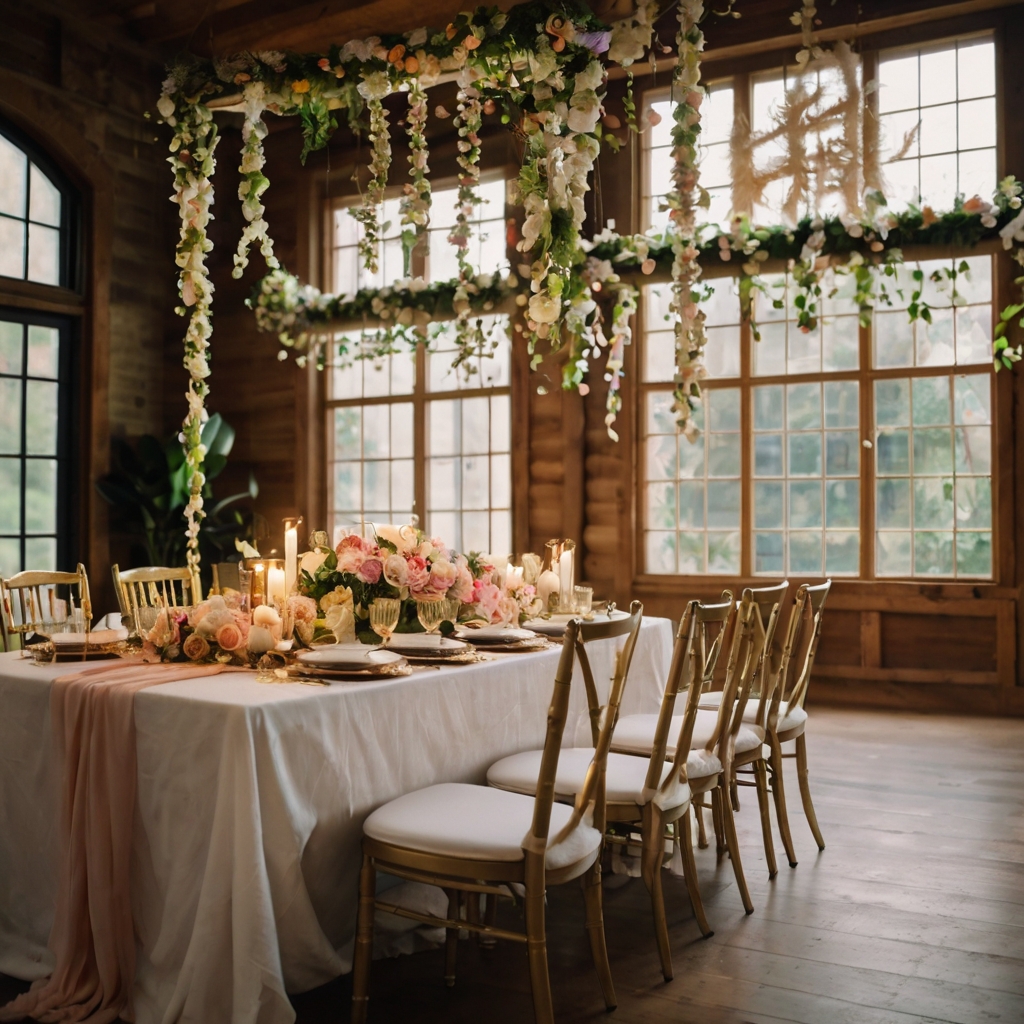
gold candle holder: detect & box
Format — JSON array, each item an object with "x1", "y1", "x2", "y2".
[
  {"x1": 545, "y1": 538, "x2": 577, "y2": 613},
  {"x1": 243, "y1": 557, "x2": 286, "y2": 608}
]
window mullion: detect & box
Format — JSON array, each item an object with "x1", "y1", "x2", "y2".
[{"x1": 860, "y1": 318, "x2": 876, "y2": 580}]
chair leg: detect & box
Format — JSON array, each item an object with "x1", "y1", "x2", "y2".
[
  {"x1": 640, "y1": 804, "x2": 673, "y2": 981},
  {"x1": 480, "y1": 892, "x2": 498, "y2": 949},
  {"x1": 719, "y1": 779, "x2": 754, "y2": 915},
  {"x1": 582, "y1": 858, "x2": 617, "y2": 1009},
  {"x1": 695, "y1": 801, "x2": 708, "y2": 849},
  {"x1": 679, "y1": 806, "x2": 713, "y2": 938},
  {"x1": 796, "y1": 732, "x2": 826, "y2": 851},
  {"x1": 730, "y1": 777, "x2": 740, "y2": 812},
  {"x1": 711, "y1": 787, "x2": 726, "y2": 855},
  {"x1": 524, "y1": 881, "x2": 554, "y2": 1024},
  {"x1": 444, "y1": 889, "x2": 460, "y2": 987},
  {"x1": 768, "y1": 733, "x2": 798, "y2": 868},
  {"x1": 753, "y1": 757, "x2": 778, "y2": 879},
  {"x1": 351, "y1": 855, "x2": 376, "y2": 1024}
]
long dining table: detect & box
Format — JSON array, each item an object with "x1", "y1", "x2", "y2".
[{"x1": 0, "y1": 617, "x2": 673, "y2": 1024}]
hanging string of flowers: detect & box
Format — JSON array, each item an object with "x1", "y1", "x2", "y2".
[
  {"x1": 232, "y1": 80, "x2": 279, "y2": 279},
  {"x1": 158, "y1": 87, "x2": 221, "y2": 571},
  {"x1": 351, "y1": 72, "x2": 393, "y2": 276},
  {"x1": 666, "y1": 0, "x2": 709, "y2": 438},
  {"x1": 399, "y1": 77, "x2": 432, "y2": 270}
]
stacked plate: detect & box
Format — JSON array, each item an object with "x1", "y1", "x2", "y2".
[
  {"x1": 38, "y1": 628, "x2": 130, "y2": 660},
  {"x1": 455, "y1": 625, "x2": 551, "y2": 652},
  {"x1": 524, "y1": 610, "x2": 629, "y2": 638},
  {"x1": 295, "y1": 644, "x2": 409, "y2": 680},
  {"x1": 384, "y1": 634, "x2": 474, "y2": 660}
]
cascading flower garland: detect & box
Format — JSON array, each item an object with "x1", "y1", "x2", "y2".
[
  {"x1": 232, "y1": 80, "x2": 279, "y2": 279},
  {"x1": 351, "y1": 73, "x2": 393, "y2": 276},
  {"x1": 159, "y1": 88, "x2": 221, "y2": 571},
  {"x1": 666, "y1": 0, "x2": 709, "y2": 437},
  {"x1": 398, "y1": 77, "x2": 432, "y2": 268}
]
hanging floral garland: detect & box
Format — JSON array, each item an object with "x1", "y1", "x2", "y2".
[
  {"x1": 399, "y1": 77, "x2": 432, "y2": 268},
  {"x1": 158, "y1": 86, "x2": 221, "y2": 571},
  {"x1": 232, "y1": 80, "x2": 280, "y2": 279},
  {"x1": 351, "y1": 73, "x2": 393, "y2": 276},
  {"x1": 666, "y1": 0, "x2": 709, "y2": 437}
]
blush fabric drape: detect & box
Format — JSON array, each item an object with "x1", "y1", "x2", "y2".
[{"x1": 0, "y1": 662, "x2": 239, "y2": 1024}]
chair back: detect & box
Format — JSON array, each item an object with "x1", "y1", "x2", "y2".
[
  {"x1": 703, "y1": 594, "x2": 759, "y2": 767},
  {"x1": 0, "y1": 565, "x2": 92, "y2": 650},
  {"x1": 770, "y1": 579, "x2": 831, "y2": 717},
  {"x1": 112, "y1": 564, "x2": 202, "y2": 635},
  {"x1": 743, "y1": 580, "x2": 789, "y2": 728},
  {"x1": 650, "y1": 593, "x2": 735, "y2": 804},
  {"x1": 575, "y1": 600, "x2": 645, "y2": 746}
]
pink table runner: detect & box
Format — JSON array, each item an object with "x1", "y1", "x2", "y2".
[{"x1": 1, "y1": 662, "x2": 239, "y2": 1024}]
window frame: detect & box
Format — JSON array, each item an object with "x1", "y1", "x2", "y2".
[
  {"x1": 321, "y1": 170, "x2": 517, "y2": 549},
  {"x1": 633, "y1": 33, "x2": 1008, "y2": 588}
]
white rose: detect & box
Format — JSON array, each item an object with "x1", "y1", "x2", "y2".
[
  {"x1": 528, "y1": 292, "x2": 561, "y2": 324},
  {"x1": 157, "y1": 94, "x2": 176, "y2": 120},
  {"x1": 299, "y1": 549, "x2": 328, "y2": 576}
]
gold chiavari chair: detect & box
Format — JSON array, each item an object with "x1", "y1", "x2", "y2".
[
  {"x1": 0, "y1": 564, "x2": 92, "y2": 651},
  {"x1": 488, "y1": 596, "x2": 731, "y2": 981},
  {"x1": 111, "y1": 565, "x2": 202, "y2": 635},
  {"x1": 762, "y1": 580, "x2": 832, "y2": 860},
  {"x1": 612, "y1": 593, "x2": 762, "y2": 915},
  {"x1": 351, "y1": 620, "x2": 620, "y2": 1024}
]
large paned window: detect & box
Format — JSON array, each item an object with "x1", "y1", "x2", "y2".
[
  {"x1": 640, "y1": 34, "x2": 998, "y2": 581},
  {"x1": 326, "y1": 178, "x2": 512, "y2": 553}
]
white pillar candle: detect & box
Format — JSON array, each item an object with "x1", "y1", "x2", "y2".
[
  {"x1": 267, "y1": 567, "x2": 287, "y2": 607},
  {"x1": 537, "y1": 570, "x2": 560, "y2": 611},
  {"x1": 558, "y1": 549, "x2": 573, "y2": 610},
  {"x1": 506, "y1": 566, "x2": 524, "y2": 590},
  {"x1": 284, "y1": 525, "x2": 298, "y2": 595}
]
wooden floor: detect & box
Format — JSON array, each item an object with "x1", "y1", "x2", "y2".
[{"x1": 4, "y1": 707, "x2": 1024, "y2": 1023}]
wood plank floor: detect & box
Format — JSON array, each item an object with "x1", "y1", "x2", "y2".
[{"x1": 3, "y1": 707, "x2": 1023, "y2": 1023}]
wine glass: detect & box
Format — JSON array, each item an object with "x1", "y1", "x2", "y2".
[
  {"x1": 369, "y1": 598, "x2": 402, "y2": 647},
  {"x1": 415, "y1": 599, "x2": 446, "y2": 636}
]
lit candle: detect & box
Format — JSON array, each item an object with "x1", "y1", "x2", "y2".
[
  {"x1": 284, "y1": 522, "x2": 298, "y2": 595},
  {"x1": 267, "y1": 566, "x2": 286, "y2": 606},
  {"x1": 558, "y1": 549, "x2": 574, "y2": 612},
  {"x1": 506, "y1": 565, "x2": 524, "y2": 590}
]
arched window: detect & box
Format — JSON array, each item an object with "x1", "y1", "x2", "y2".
[{"x1": 0, "y1": 119, "x2": 80, "y2": 576}]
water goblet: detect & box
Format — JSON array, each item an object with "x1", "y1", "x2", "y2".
[
  {"x1": 415, "y1": 598, "x2": 446, "y2": 636},
  {"x1": 370, "y1": 598, "x2": 402, "y2": 647}
]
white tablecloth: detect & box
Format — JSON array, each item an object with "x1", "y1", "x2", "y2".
[{"x1": 0, "y1": 618, "x2": 672, "y2": 1024}]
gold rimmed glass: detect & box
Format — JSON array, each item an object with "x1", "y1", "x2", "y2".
[
  {"x1": 415, "y1": 599, "x2": 446, "y2": 635},
  {"x1": 369, "y1": 598, "x2": 402, "y2": 646}
]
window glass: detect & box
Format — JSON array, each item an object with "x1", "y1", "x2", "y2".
[{"x1": 878, "y1": 38, "x2": 996, "y2": 210}]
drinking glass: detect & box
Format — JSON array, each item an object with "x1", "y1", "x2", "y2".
[
  {"x1": 236, "y1": 568, "x2": 253, "y2": 613},
  {"x1": 573, "y1": 586, "x2": 593, "y2": 616},
  {"x1": 370, "y1": 598, "x2": 402, "y2": 646},
  {"x1": 416, "y1": 599, "x2": 446, "y2": 635}
]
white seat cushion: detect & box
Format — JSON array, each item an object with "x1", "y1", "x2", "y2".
[
  {"x1": 363, "y1": 782, "x2": 602, "y2": 873},
  {"x1": 777, "y1": 704, "x2": 808, "y2": 735},
  {"x1": 487, "y1": 748, "x2": 690, "y2": 812},
  {"x1": 699, "y1": 692, "x2": 808, "y2": 735},
  {"x1": 612, "y1": 710, "x2": 764, "y2": 759}
]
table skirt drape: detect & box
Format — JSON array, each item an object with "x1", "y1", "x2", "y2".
[{"x1": 0, "y1": 618, "x2": 673, "y2": 1024}]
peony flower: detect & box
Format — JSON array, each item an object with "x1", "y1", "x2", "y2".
[
  {"x1": 183, "y1": 633, "x2": 211, "y2": 661},
  {"x1": 215, "y1": 622, "x2": 244, "y2": 651},
  {"x1": 449, "y1": 565, "x2": 475, "y2": 604},
  {"x1": 287, "y1": 595, "x2": 317, "y2": 623},
  {"x1": 357, "y1": 558, "x2": 383, "y2": 584},
  {"x1": 405, "y1": 556, "x2": 431, "y2": 596},
  {"x1": 472, "y1": 580, "x2": 503, "y2": 623},
  {"x1": 383, "y1": 553, "x2": 409, "y2": 587},
  {"x1": 428, "y1": 559, "x2": 458, "y2": 593}
]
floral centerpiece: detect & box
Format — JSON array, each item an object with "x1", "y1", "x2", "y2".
[{"x1": 295, "y1": 526, "x2": 540, "y2": 640}]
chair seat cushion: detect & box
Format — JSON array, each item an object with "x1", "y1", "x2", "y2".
[
  {"x1": 699, "y1": 692, "x2": 808, "y2": 734},
  {"x1": 363, "y1": 782, "x2": 602, "y2": 872},
  {"x1": 611, "y1": 710, "x2": 764, "y2": 759},
  {"x1": 487, "y1": 748, "x2": 690, "y2": 811}
]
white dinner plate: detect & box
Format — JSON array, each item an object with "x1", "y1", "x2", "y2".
[
  {"x1": 387, "y1": 634, "x2": 471, "y2": 655},
  {"x1": 455, "y1": 625, "x2": 537, "y2": 644},
  {"x1": 525, "y1": 610, "x2": 628, "y2": 637},
  {"x1": 297, "y1": 644, "x2": 402, "y2": 668}
]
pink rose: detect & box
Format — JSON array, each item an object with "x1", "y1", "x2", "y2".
[
  {"x1": 449, "y1": 565, "x2": 474, "y2": 604},
  {"x1": 287, "y1": 595, "x2": 317, "y2": 623},
  {"x1": 383, "y1": 553, "x2": 408, "y2": 587},
  {"x1": 336, "y1": 534, "x2": 372, "y2": 574},
  {"x1": 496, "y1": 594, "x2": 520, "y2": 626},
  {"x1": 473, "y1": 580, "x2": 502, "y2": 622},
  {"x1": 428, "y1": 559, "x2": 457, "y2": 593},
  {"x1": 406, "y1": 555, "x2": 431, "y2": 597},
  {"x1": 215, "y1": 622, "x2": 244, "y2": 651},
  {"x1": 147, "y1": 609, "x2": 179, "y2": 647},
  {"x1": 357, "y1": 558, "x2": 383, "y2": 584}
]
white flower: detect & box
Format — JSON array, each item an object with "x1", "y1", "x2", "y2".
[
  {"x1": 567, "y1": 92, "x2": 601, "y2": 134},
  {"x1": 157, "y1": 94, "x2": 176, "y2": 120},
  {"x1": 342, "y1": 37, "x2": 378, "y2": 62},
  {"x1": 358, "y1": 71, "x2": 392, "y2": 101},
  {"x1": 575, "y1": 60, "x2": 604, "y2": 94},
  {"x1": 184, "y1": 352, "x2": 210, "y2": 379},
  {"x1": 406, "y1": 27, "x2": 428, "y2": 47},
  {"x1": 528, "y1": 292, "x2": 561, "y2": 323}
]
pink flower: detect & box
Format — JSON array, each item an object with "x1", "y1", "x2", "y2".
[
  {"x1": 496, "y1": 594, "x2": 520, "y2": 626},
  {"x1": 428, "y1": 559, "x2": 458, "y2": 593},
  {"x1": 287, "y1": 595, "x2": 317, "y2": 623},
  {"x1": 383, "y1": 553, "x2": 408, "y2": 587},
  {"x1": 140, "y1": 641, "x2": 162, "y2": 664},
  {"x1": 406, "y1": 556, "x2": 431, "y2": 597},
  {"x1": 473, "y1": 580, "x2": 502, "y2": 622},
  {"x1": 215, "y1": 622, "x2": 244, "y2": 651},
  {"x1": 449, "y1": 565, "x2": 475, "y2": 604},
  {"x1": 962, "y1": 195, "x2": 987, "y2": 213},
  {"x1": 183, "y1": 633, "x2": 210, "y2": 661},
  {"x1": 148, "y1": 609, "x2": 180, "y2": 647},
  {"x1": 357, "y1": 558, "x2": 383, "y2": 584},
  {"x1": 336, "y1": 534, "x2": 374, "y2": 574},
  {"x1": 232, "y1": 610, "x2": 251, "y2": 640}
]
